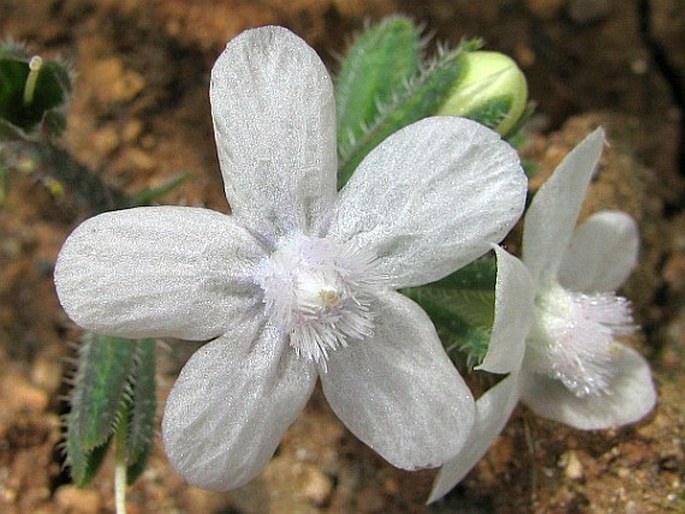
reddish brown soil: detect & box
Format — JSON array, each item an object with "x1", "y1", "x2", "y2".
[{"x1": 1, "y1": 1, "x2": 683, "y2": 513}]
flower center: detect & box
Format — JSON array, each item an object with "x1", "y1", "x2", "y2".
[
  {"x1": 525, "y1": 282, "x2": 635, "y2": 398},
  {"x1": 254, "y1": 233, "x2": 384, "y2": 369}
]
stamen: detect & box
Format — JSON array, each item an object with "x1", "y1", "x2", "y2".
[
  {"x1": 527, "y1": 283, "x2": 636, "y2": 398},
  {"x1": 255, "y1": 233, "x2": 384, "y2": 368},
  {"x1": 319, "y1": 289, "x2": 341, "y2": 307},
  {"x1": 574, "y1": 292, "x2": 635, "y2": 336}
]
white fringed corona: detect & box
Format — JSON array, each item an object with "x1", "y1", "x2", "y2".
[
  {"x1": 526, "y1": 281, "x2": 635, "y2": 398},
  {"x1": 255, "y1": 233, "x2": 385, "y2": 369}
]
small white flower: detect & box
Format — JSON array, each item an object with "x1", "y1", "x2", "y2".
[
  {"x1": 54, "y1": 27, "x2": 527, "y2": 491},
  {"x1": 429, "y1": 128, "x2": 657, "y2": 503}
]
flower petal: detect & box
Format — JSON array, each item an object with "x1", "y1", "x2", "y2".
[
  {"x1": 329, "y1": 117, "x2": 526, "y2": 288},
  {"x1": 521, "y1": 344, "x2": 656, "y2": 430},
  {"x1": 428, "y1": 373, "x2": 522, "y2": 503},
  {"x1": 162, "y1": 322, "x2": 317, "y2": 490},
  {"x1": 320, "y1": 289, "x2": 475, "y2": 470},
  {"x1": 211, "y1": 26, "x2": 337, "y2": 237},
  {"x1": 476, "y1": 246, "x2": 534, "y2": 374},
  {"x1": 558, "y1": 210, "x2": 639, "y2": 293},
  {"x1": 522, "y1": 128, "x2": 605, "y2": 283},
  {"x1": 54, "y1": 206, "x2": 265, "y2": 340}
]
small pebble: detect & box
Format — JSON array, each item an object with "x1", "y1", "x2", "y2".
[
  {"x1": 54, "y1": 485, "x2": 102, "y2": 513},
  {"x1": 2, "y1": 368, "x2": 49, "y2": 413},
  {"x1": 560, "y1": 450, "x2": 584, "y2": 480},
  {"x1": 122, "y1": 147, "x2": 158, "y2": 171},
  {"x1": 92, "y1": 124, "x2": 120, "y2": 155},
  {"x1": 301, "y1": 465, "x2": 332, "y2": 506},
  {"x1": 121, "y1": 119, "x2": 144, "y2": 143},
  {"x1": 30, "y1": 356, "x2": 63, "y2": 396},
  {"x1": 91, "y1": 57, "x2": 146, "y2": 104}
]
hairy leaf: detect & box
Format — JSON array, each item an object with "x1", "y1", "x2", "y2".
[
  {"x1": 69, "y1": 334, "x2": 136, "y2": 450},
  {"x1": 126, "y1": 339, "x2": 156, "y2": 483},
  {"x1": 336, "y1": 16, "x2": 421, "y2": 159},
  {"x1": 402, "y1": 257, "x2": 498, "y2": 367},
  {"x1": 338, "y1": 39, "x2": 480, "y2": 186},
  {"x1": 67, "y1": 432, "x2": 112, "y2": 487}
]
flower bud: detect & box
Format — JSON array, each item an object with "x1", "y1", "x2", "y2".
[{"x1": 437, "y1": 51, "x2": 528, "y2": 136}]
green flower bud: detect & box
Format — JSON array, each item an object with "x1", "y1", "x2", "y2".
[{"x1": 437, "y1": 51, "x2": 528, "y2": 136}]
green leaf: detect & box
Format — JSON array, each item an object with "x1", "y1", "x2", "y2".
[
  {"x1": 66, "y1": 335, "x2": 158, "y2": 487},
  {"x1": 460, "y1": 95, "x2": 514, "y2": 132},
  {"x1": 336, "y1": 16, "x2": 421, "y2": 160},
  {"x1": 403, "y1": 285, "x2": 495, "y2": 368},
  {"x1": 1, "y1": 140, "x2": 129, "y2": 215},
  {"x1": 337, "y1": 39, "x2": 480, "y2": 187},
  {"x1": 125, "y1": 173, "x2": 189, "y2": 207},
  {"x1": 1, "y1": 139, "x2": 186, "y2": 217},
  {"x1": 401, "y1": 257, "x2": 498, "y2": 367},
  {"x1": 66, "y1": 431, "x2": 112, "y2": 487},
  {"x1": 126, "y1": 339, "x2": 156, "y2": 484},
  {"x1": 69, "y1": 334, "x2": 136, "y2": 450},
  {"x1": 427, "y1": 256, "x2": 497, "y2": 290}
]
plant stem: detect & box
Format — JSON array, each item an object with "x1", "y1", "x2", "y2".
[{"x1": 114, "y1": 416, "x2": 128, "y2": 514}]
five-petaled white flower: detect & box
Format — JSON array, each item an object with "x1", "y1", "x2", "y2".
[
  {"x1": 429, "y1": 128, "x2": 657, "y2": 503},
  {"x1": 54, "y1": 26, "x2": 527, "y2": 491}
]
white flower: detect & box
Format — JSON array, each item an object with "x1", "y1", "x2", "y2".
[
  {"x1": 429, "y1": 128, "x2": 657, "y2": 503},
  {"x1": 54, "y1": 26, "x2": 527, "y2": 491}
]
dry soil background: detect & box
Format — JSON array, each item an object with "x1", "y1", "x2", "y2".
[{"x1": 0, "y1": 1, "x2": 684, "y2": 513}]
